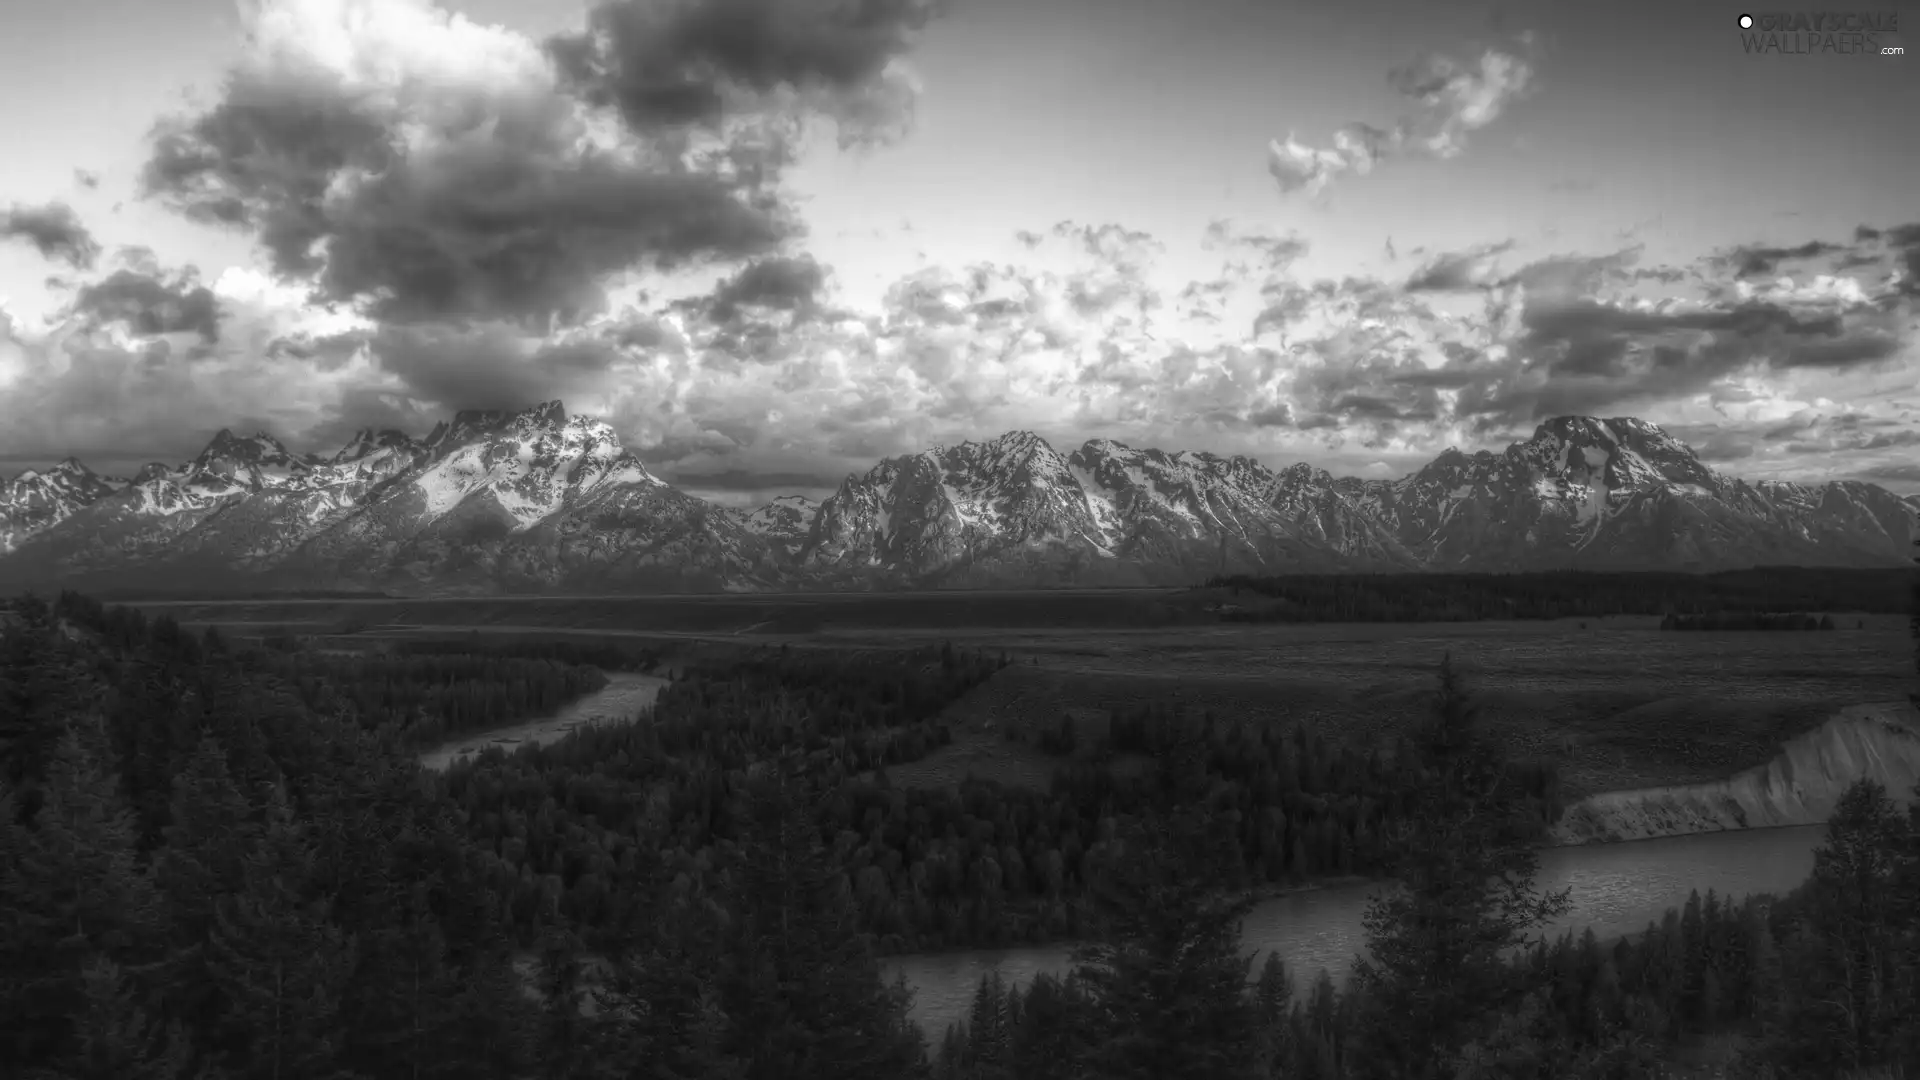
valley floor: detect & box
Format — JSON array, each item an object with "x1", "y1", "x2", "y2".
[{"x1": 155, "y1": 595, "x2": 1913, "y2": 802}]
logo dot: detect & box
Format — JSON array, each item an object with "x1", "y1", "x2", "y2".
[{"x1": 1739, "y1": 14, "x2": 1754, "y2": 28}]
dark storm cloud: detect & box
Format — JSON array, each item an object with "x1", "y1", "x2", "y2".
[
  {"x1": 365, "y1": 324, "x2": 621, "y2": 411},
  {"x1": 0, "y1": 201, "x2": 102, "y2": 270},
  {"x1": 546, "y1": 0, "x2": 939, "y2": 133},
  {"x1": 267, "y1": 330, "x2": 366, "y2": 370},
  {"x1": 1752, "y1": 411, "x2": 1920, "y2": 455},
  {"x1": 138, "y1": 0, "x2": 938, "y2": 330},
  {"x1": 1457, "y1": 293, "x2": 1908, "y2": 426},
  {"x1": 1246, "y1": 403, "x2": 1294, "y2": 428},
  {"x1": 296, "y1": 388, "x2": 445, "y2": 456},
  {"x1": 144, "y1": 94, "x2": 795, "y2": 325},
  {"x1": 1330, "y1": 393, "x2": 1435, "y2": 422},
  {"x1": 706, "y1": 254, "x2": 826, "y2": 322},
  {"x1": 71, "y1": 267, "x2": 221, "y2": 342},
  {"x1": 1717, "y1": 240, "x2": 1844, "y2": 279}
]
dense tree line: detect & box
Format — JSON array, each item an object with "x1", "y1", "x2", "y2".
[
  {"x1": 1208, "y1": 567, "x2": 1916, "y2": 622},
  {"x1": 383, "y1": 634, "x2": 667, "y2": 672},
  {"x1": 933, "y1": 664, "x2": 1920, "y2": 1080},
  {"x1": 1, "y1": 592, "x2": 946, "y2": 1080},
  {"x1": 253, "y1": 650, "x2": 611, "y2": 747},
  {"x1": 2, "y1": 592, "x2": 551, "y2": 1079},
  {"x1": 3, "y1": 586, "x2": 1917, "y2": 1079},
  {"x1": 1658, "y1": 612, "x2": 1834, "y2": 632},
  {"x1": 437, "y1": 668, "x2": 1563, "y2": 953}
]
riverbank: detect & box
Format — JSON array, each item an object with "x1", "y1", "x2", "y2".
[
  {"x1": 1551, "y1": 701, "x2": 1920, "y2": 845},
  {"x1": 884, "y1": 823, "x2": 1825, "y2": 1043}
]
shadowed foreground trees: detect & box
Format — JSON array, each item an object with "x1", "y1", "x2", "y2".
[
  {"x1": 1068, "y1": 805, "x2": 1266, "y2": 1080},
  {"x1": 1345, "y1": 654, "x2": 1573, "y2": 1080},
  {"x1": 1, "y1": 588, "x2": 1918, "y2": 1079}
]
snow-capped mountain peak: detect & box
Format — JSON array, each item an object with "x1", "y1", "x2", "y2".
[
  {"x1": 183, "y1": 428, "x2": 318, "y2": 493},
  {"x1": 0, "y1": 457, "x2": 127, "y2": 553},
  {"x1": 0, "y1": 408, "x2": 1911, "y2": 591}
]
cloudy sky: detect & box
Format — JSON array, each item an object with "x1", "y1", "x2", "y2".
[{"x1": 0, "y1": 0, "x2": 1916, "y2": 504}]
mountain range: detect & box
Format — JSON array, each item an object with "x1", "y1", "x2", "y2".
[{"x1": 1, "y1": 402, "x2": 1914, "y2": 595}]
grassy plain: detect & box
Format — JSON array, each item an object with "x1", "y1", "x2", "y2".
[{"x1": 134, "y1": 590, "x2": 1913, "y2": 798}]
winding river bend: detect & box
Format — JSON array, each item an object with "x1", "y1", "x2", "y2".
[
  {"x1": 416, "y1": 671, "x2": 670, "y2": 772},
  {"x1": 433, "y1": 676, "x2": 1828, "y2": 1044},
  {"x1": 885, "y1": 825, "x2": 1825, "y2": 1043}
]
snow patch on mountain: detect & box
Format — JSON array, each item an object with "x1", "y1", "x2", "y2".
[{"x1": 0, "y1": 408, "x2": 1912, "y2": 591}]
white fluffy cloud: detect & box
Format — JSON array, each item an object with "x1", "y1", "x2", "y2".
[
  {"x1": 2, "y1": 2, "x2": 1916, "y2": 499},
  {"x1": 7, "y1": 207, "x2": 1918, "y2": 497},
  {"x1": 1268, "y1": 37, "x2": 1538, "y2": 197}
]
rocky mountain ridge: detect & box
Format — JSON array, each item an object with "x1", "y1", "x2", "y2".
[{"x1": 1, "y1": 404, "x2": 1914, "y2": 594}]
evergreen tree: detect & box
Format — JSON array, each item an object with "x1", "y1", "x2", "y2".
[
  {"x1": 339, "y1": 880, "x2": 465, "y2": 1080},
  {"x1": 713, "y1": 759, "x2": 928, "y2": 1080},
  {"x1": 203, "y1": 784, "x2": 357, "y2": 1080},
  {"x1": 1005, "y1": 972, "x2": 1085, "y2": 1080},
  {"x1": 934, "y1": 1023, "x2": 968, "y2": 1080},
  {"x1": 59, "y1": 953, "x2": 203, "y2": 1080},
  {"x1": 1741, "y1": 899, "x2": 1785, "y2": 1028},
  {"x1": 0, "y1": 729, "x2": 171, "y2": 1070},
  {"x1": 155, "y1": 731, "x2": 260, "y2": 1020},
  {"x1": 439, "y1": 947, "x2": 536, "y2": 1080},
  {"x1": 0, "y1": 595, "x2": 85, "y2": 795},
  {"x1": 591, "y1": 904, "x2": 745, "y2": 1080},
  {"x1": 533, "y1": 926, "x2": 594, "y2": 1080},
  {"x1": 1348, "y1": 654, "x2": 1572, "y2": 1080},
  {"x1": 1251, "y1": 952, "x2": 1295, "y2": 1078},
  {"x1": 1068, "y1": 803, "x2": 1264, "y2": 1080},
  {"x1": 962, "y1": 970, "x2": 1015, "y2": 1078},
  {"x1": 1787, "y1": 778, "x2": 1911, "y2": 1071}
]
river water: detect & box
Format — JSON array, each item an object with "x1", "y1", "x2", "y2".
[
  {"x1": 415, "y1": 671, "x2": 670, "y2": 771},
  {"x1": 883, "y1": 824, "x2": 1826, "y2": 1042},
  {"x1": 437, "y1": 676, "x2": 1828, "y2": 1046}
]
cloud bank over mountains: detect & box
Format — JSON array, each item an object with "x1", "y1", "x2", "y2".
[{"x1": 0, "y1": 0, "x2": 1914, "y2": 507}]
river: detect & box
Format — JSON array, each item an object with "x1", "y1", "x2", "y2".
[
  {"x1": 415, "y1": 671, "x2": 671, "y2": 771},
  {"x1": 883, "y1": 823, "x2": 1825, "y2": 1043},
  {"x1": 445, "y1": 677, "x2": 1829, "y2": 1046}
]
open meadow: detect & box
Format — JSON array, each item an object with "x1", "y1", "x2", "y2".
[
  {"x1": 134, "y1": 588, "x2": 1914, "y2": 799},
  {"x1": 832, "y1": 614, "x2": 1910, "y2": 798}
]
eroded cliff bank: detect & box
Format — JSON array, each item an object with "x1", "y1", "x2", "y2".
[{"x1": 1552, "y1": 702, "x2": 1920, "y2": 845}]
